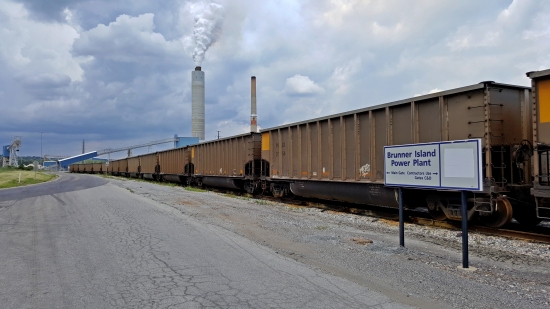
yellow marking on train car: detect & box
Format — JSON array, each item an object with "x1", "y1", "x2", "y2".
[
  {"x1": 301, "y1": 171, "x2": 308, "y2": 175},
  {"x1": 191, "y1": 147, "x2": 195, "y2": 158},
  {"x1": 262, "y1": 132, "x2": 270, "y2": 151},
  {"x1": 539, "y1": 79, "x2": 550, "y2": 123}
]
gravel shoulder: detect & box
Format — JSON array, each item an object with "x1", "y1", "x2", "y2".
[{"x1": 104, "y1": 175, "x2": 550, "y2": 309}]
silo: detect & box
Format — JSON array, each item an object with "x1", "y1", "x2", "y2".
[{"x1": 192, "y1": 66, "x2": 205, "y2": 141}]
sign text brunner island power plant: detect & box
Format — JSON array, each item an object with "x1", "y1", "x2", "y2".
[{"x1": 384, "y1": 139, "x2": 483, "y2": 191}]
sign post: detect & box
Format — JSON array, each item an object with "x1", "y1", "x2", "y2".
[
  {"x1": 399, "y1": 187, "x2": 404, "y2": 247},
  {"x1": 461, "y1": 191, "x2": 469, "y2": 268},
  {"x1": 384, "y1": 139, "x2": 483, "y2": 268}
]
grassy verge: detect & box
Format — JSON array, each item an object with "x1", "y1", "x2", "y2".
[
  {"x1": 0, "y1": 169, "x2": 57, "y2": 189},
  {"x1": 185, "y1": 186, "x2": 207, "y2": 192}
]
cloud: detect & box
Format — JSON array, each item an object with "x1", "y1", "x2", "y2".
[
  {"x1": 18, "y1": 72, "x2": 72, "y2": 88},
  {"x1": 329, "y1": 56, "x2": 362, "y2": 95},
  {"x1": 72, "y1": 13, "x2": 183, "y2": 63},
  {"x1": 0, "y1": 1, "x2": 82, "y2": 80},
  {"x1": 283, "y1": 74, "x2": 324, "y2": 96},
  {"x1": 12, "y1": 0, "x2": 87, "y2": 22},
  {"x1": 1, "y1": 0, "x2": 550, "y2": 157}
]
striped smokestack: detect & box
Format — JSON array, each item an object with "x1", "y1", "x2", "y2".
[
  {"x1": 251, "y1": 76, "x2": 257, "y2": 133},
  {"x1": 192, "y1": 66, "x2": 205, "y2": 141}
]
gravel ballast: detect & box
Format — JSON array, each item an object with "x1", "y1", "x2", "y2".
[{"x1": 105, "y1": 176, "x2": 550, "y2": 309}]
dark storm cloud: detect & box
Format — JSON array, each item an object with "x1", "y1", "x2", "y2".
[
  {"x1": 7, "y1": 73, "x2": 71, "y2": 104},
  {"x1": 14, "y1": 0, "x2": 86, "y2": 21}
]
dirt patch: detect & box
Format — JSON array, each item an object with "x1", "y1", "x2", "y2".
[
  {"x1": 380, "y1": 218, "x2": 399, "y2": 226},
  {"x1": 351, "y1": 237, "x2": 374, "y2": 245},
  {"x1": 177, "y1": 199, "x2": 198, "y2": 206}
]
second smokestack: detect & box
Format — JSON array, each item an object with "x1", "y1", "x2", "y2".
[{"x1": 251, "y1": 76, "x2": 257, "y2": 133}]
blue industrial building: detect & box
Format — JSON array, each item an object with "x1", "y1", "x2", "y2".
[
  {"x1": 174, "y1": 135, "x2": 199, "y2": 148},
  {"x1": 43, "y1": 161, "x2": 58, "y2": 168}
]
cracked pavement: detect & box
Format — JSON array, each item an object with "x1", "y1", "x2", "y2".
[{"x1": 0, "y1": 173, "x2": 418, "y2": 308}]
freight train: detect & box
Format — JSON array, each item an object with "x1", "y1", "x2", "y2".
[{"x1": 71, "y1": 68, "x2": 550, "y2": 228}]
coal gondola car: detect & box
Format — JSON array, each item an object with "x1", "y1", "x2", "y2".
[
  {"x1": 127, "y1": 156, "x2": 140, "y2": 178},
  {"x1": 528, "y1": 69, "x2": 550, "y2": 222},
  {"x1": 158, "y1": 147, "x2": 190, "y2": 183},
  {"x1": 189, "y1": 132, "x2": 262, "y2": 192},
  {"x1": 91, "y1": 162, "x2": 102, "y2": 174},
  {"x1": 109, "y1": 159, "x2": 122, "y2": 176},
  {"x1": 137, "y1": 152, "x2": 157, "y2": 180},
  {"x1": 261, "y1": 81, "x2": 533, "y2": 228}
]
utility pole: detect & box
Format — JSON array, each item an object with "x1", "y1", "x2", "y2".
[
  {"x1": 217, "y1": 131, "x2": 220, "y2": 139},
  {"x1": 41, "y1": 132, "x2": 43, "y2": 166},
  {"x1": 82, "y1": 139, "x2": 85, "y2": 154}
]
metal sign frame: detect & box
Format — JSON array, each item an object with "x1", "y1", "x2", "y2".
[{"x1": 384, "y1": 139, "x2": 483, "y2": 191}]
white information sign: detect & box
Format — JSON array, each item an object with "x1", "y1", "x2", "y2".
[{"x1": 384, "y1": 139, "x2": 483, "y2": 191}]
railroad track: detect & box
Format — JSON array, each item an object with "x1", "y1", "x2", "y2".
[{"x1": 219, "y1": 188, "x2": 550, "y2": 245}]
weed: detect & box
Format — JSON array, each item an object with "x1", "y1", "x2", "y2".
[
  {"x1": 223, "y1": 193, "x2": 249, "y2": 200},
  {"x1": 185, "y1": 186, "x2": 207, "y2": 192}
]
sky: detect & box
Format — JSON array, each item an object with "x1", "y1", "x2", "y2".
[{"x1": 1, "y1": 0, "x2": 549, "y2": 159}]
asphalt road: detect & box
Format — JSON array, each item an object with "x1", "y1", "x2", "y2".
[{"x1": 0, "y1": 173, "x2": 415, "y2": 309}]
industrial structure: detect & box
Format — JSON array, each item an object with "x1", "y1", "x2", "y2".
[
  {"x1": 251, "y1": 76, "x2": 258, "y2": 133},
  {"x1": 2, "y1": 136, "x2": 22, "y2": 167},
  {"x1": 192, "y1": 66, "x2": 205, "y2": 141},
  {"x1": 54, "y1": 135, "x2": 199, "y2": 169}
]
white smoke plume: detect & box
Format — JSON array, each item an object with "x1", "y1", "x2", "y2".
[{"x1": 191, "y1": 2, "x2": 225, "y2": 66}]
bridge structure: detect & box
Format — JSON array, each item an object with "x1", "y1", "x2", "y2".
[{"x1": 53, "y1": 135, "x2": 199, "y2": 169}]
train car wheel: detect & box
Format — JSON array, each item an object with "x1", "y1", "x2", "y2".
[{"x1": 483, "y1": 198, "x2": 513, "y2": 228}]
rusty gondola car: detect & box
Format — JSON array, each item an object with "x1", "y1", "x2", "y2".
[
  {"x1": 261, "y1": 81, "x2": 533, "y2": 228},
  {"x1": 528, "y1": 69, "x2": 550, "y2": 222},
  {"x1": 158, "y1": 147, "x2": 190, "y2": 183},
  {"x1": 189, "y1": 133, "x2": 262, "y2": 192}
]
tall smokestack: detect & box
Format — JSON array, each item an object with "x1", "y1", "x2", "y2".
[
  {"x1": 251, "y1": 76, "x2": 257, "y2": 133},
  {"x1": 192, "y1": 66, "x2": 205, "y2": 141}
]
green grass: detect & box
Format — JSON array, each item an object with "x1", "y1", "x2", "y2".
[
  {"x1": 315, "y1": 225, "x2": 330, "y2": 230},
  {"x1": 0, "y1": 169, "x2": 57, "y2": 189},
  {"x1": 223, "y1": 193, "x2": 250, "y2": 200},
  {"x1": 185, "y1": 186, "x2": 207, "y2": 192}
]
